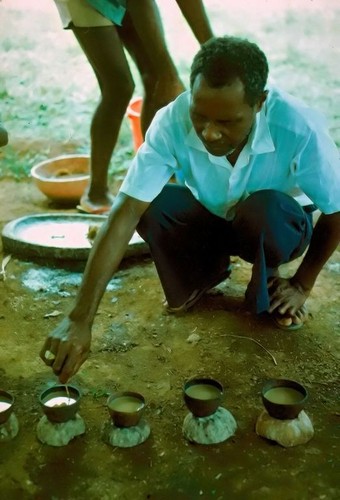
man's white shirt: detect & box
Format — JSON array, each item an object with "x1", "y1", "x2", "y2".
[{"x1": 120, "y1": 86, "x2": 340, "y2": 219}]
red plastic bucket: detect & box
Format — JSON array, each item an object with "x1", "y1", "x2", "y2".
[{"x1": 127, "y1": 97, "x2": 143, "y2": 152}]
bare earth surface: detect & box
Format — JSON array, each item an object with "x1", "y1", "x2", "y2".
[
  {"x1": 0, "y1": 177, "x2": 339, "y2": 500},
  {"x1": 0, "y1": 0, "x2": 340, "y2": 498}
]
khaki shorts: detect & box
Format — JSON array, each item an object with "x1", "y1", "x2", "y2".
[{"x1": 54, "y1": 0, "x2": 114, "y2": 28}]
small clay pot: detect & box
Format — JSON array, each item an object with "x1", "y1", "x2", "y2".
[
  {"x1": 183, "y1": 377, "x2": 224, "y2": 418},
  {"x1": 107, "y1": 391, "x2": 145, "y2": 428},
  {"x1": 261, "y1": 379, "x2": 308, "y2": 420},
  {"x1": 40, "y1": 385, "x2": 81, "y2": 423},
  {"x1": 0, "y1": 390, "x2": 14, "y2": 425}
]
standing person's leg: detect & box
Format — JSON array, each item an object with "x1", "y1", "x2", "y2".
[
  {"x1": 137, "y1": 185, "x2": 232, "y2": 310},
  {"x1": 232, "y1": 190, "x2": 313, "y2": 317},
  {"x1": 70, "y1": 20, "x2": 134, "y2": 213},
  {"x1": 118, "y1": 0, "x2": 185, "y2": 134}
]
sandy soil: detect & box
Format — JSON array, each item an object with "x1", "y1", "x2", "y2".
[{"x1": 0, "y1": 176, "x2": 339, "y2": 500}]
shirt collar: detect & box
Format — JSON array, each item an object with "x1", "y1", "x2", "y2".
[
  {"x1": 249, "y1": 104, "x2": 275, "y2": 154},
  {"x1": 185, "y1": 129, "x2": 228, "y2": 166},
  {"x1": 185, "y1": 126, "x2": 206, "y2": 151}
]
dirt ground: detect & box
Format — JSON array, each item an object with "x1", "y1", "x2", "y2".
[
  {"x1": 1, "y1": 0, "x2": 340, "y2": 498},
  {"x1": 0, "y1": 175, "x2": 339, "y2": 500}
]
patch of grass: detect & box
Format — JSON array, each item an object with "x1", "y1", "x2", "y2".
[{"x1": 0, "y1": 146, "x2": 41, "y2": 179}]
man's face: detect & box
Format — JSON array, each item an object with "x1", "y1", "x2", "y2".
[{"x1": 190, "y1": 74, "x2": 264, "y2": 157}]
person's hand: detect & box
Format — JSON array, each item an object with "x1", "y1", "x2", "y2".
[
  {"x1": 268, "y1": 276, "x2": 309, "y2": 319},
  {"x1": 40, "y1": 317, "x2": 92, "y2": 384}
]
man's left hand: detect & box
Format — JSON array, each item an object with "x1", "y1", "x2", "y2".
[{"x1": 268, "y1": 276, "x2": 309, "y2": 317}]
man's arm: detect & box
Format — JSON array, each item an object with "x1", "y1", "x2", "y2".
[
  {"x1": 175, "y1": 0, "x2": 214, "y2": 44},
  {"x1": 293, "y1": 212, "x2": 340, "y2": 291},
  {"x1": 269, "y1": 212, "x2": 340, "y2": 316},
  {"x1": 40, "y1": 193, "x2": 150, "y2": 383}
]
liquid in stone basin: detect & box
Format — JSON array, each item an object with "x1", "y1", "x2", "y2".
[{"x1": 1, "y1": 214, "x2": 148, "y2": 260}]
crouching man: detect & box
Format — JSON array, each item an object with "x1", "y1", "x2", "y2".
[{"x1": 40, "y1": 36, "x2": 340, "y2": 383}]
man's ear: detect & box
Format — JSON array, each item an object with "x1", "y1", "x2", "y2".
[{"x1": 256, "y1": 90, "x2": 268, "y2": 112}]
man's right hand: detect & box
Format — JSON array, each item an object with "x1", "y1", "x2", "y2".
[
  {"x1": 39, "y1": 317, "x2": 92, "y2": 384},
  {"x1": 39, "y1": 193, "x2": 150, "y2": 384}
]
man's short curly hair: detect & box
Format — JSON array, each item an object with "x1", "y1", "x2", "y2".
[{"x1": 190, "y1": 36, "x2": 269, "y2": 106}]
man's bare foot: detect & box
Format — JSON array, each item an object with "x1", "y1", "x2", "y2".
[{"x1": 273, "y1": 306, "x2": 308, "y2": 331}]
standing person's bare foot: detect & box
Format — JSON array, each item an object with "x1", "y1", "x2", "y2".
[{"x1": 78, "y1": 191, "x2": 115, "y2": 215}]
